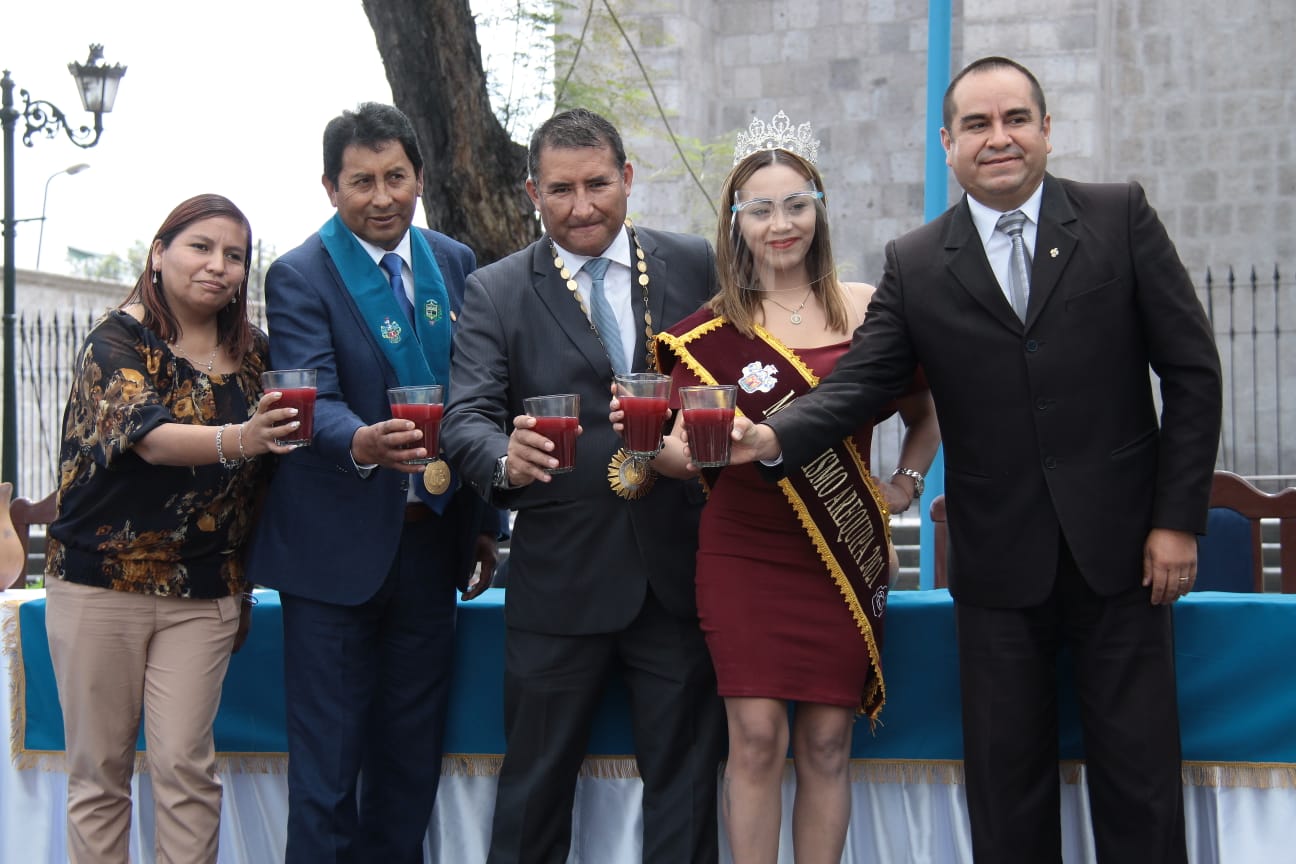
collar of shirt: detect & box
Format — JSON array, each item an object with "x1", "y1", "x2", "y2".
[
  {"x1": 967, "y1": 184, "x2": 1043, "y2": 305},
  {"x1": 552, "y1": 227, "x2": 636, "y2": 358},
  {"x1": 356, "y1": 231, "x2": 414, "y2": 301}
]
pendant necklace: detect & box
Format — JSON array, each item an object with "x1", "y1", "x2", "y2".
[
  {"x1": 172, "y1": 342, "x2": 218, "y2": 373},
  {"x1": 764, "y1": 286, "x2": 814, "y2": 325}
]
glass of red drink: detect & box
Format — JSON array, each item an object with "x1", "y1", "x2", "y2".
[
  {"x1": 679, "y1": 385, "x2": 737, "y2": 468},
  {"x1": 260, "y1": 369, "x2": 317, "y2": 448},
  {"x1": 523, "y1": 394, "x2": 580, "y2": 474},
  {"x1": 613, "y1": 372, "x2": 671, "y2": 456},
  {"x1": 387, "y1": 384, "x2": 445, "y2": 465}
]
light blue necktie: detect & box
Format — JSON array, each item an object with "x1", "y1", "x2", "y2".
[
  {"x1": 584, "y1": 257, "x2": 626, "y2": 373},
  {"x1": 996, "y1": 210, "x2": 1032, "y2": 322},
  {"x1": 381, "y1": 252, "x2": 417, "y2": 330}
]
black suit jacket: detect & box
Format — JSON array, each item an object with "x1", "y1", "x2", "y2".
[
  {"x1": 443, "y1": 227, "x2": 717, "y2": 633},
  {"x1": 768, "y1": 175, "x2": 1222, "y2": 607}
]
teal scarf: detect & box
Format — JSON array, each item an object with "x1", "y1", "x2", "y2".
[{"x1": 319, "y1": 213, "x2": 452, "y2": 391}]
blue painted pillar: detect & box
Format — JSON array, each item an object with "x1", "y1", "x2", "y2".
[{"x1": 918, "y1": 0, "x2": 953, "y2": 589}]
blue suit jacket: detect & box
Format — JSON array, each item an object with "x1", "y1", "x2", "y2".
[{"x1": 247, "y1": 226, "x2": 492, "y2": 604}]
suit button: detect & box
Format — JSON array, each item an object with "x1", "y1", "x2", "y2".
[
  {"x1": 1025, "y1": 339, "x2": 1039, "y2": 352},
  {"x1": 1036, "y1": 397, "x2": 1049, "y2": 410},
  {"x1": 1043, "y1": 456, "x2": 1058, "y2": 469}
]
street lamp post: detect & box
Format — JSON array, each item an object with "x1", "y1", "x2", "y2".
[
  {"x1": 1, "y1": 44, "x2": 125, "y2": 492},
  {"x1": 36, "y1": 162, "x2": 91, "y2": 269}
]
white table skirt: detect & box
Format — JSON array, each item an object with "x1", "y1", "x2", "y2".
[
  {"x1": 4, "y1": 749, "x2": 1292, "y2": 863},
  {"x1": 6, "y1": 589, "x2": 1293, "y2": 862}
]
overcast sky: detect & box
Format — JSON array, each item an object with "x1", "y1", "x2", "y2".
[{"x1": 3, "y1": 0, "x2": 544, "y2": 281}]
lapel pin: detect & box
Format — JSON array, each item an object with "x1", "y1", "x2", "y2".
[{"x1": 1049, "y1": 248, "x2": 1059, "y2": 258}]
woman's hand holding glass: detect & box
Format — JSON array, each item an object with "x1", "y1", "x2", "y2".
[{"x1": 240, "y1": 390, "x2": 307, "y2": 459}]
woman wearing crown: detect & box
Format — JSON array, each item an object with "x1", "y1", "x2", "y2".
[{"x1": 624, "y1": 112, "x2": 940, "y2": 862}]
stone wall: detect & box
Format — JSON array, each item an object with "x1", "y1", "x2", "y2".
[{"x1": 557, "y1": 0, "x2": 1295, "y2": 478}]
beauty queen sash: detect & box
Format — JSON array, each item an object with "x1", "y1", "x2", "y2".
[
  {"x1": 657, "y1": 310, "x2": 889, "y2": 719},
  {"x1": 320, "y1": 214, "x2": 457, "y2": 508}
]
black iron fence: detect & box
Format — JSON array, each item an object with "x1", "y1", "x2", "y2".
[{"x1": 8, "y1": 268, "x2": 1292, "y2": 500}]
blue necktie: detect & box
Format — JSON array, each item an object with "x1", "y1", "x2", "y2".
[
  {"x1": 381, "y1": 252, "x2": 417, "y2": 330},
  {"x1": 584, "y1": 257, "x2": 626, "y2": 373},
  {"x1": 996, "y1": 210, "x2": 1032, "y2": 322},
  {"x1": 382, "y1": 251, "x2": 453, "y2": 511}
]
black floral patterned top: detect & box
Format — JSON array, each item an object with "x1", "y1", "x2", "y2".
[{"x1": 45, "y1": 310, "x2": 270, "y2": 599}]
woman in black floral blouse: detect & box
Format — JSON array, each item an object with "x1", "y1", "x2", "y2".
[{"x1": 44, "y1": 194, "x2": 299, "y2": 864}]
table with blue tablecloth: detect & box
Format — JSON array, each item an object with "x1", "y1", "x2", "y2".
[{"x1": 5, "y1": 587, "x2": 1295, "y2": 863}]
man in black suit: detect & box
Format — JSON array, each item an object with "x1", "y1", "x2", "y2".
[
  {"x1": 732, "y1": 57, "x2": 1221, "y2": 862},
  {"x1": 442, "y1": 109, "x2": 724, "y2": 864}
]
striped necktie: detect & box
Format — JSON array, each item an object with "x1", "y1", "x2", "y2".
[
  {"x1": 583, "y1": 257, "x2": 626, "y2": 373},
  {"x1": 996, "y1": 210, "x2": 1032, "y2": 322}
]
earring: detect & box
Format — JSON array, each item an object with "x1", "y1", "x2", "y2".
[
  {"x1": 151, "y1": 270, "x2": 160, "y2": 287},
  {"x1": 229, "y1": 295, "x2": 238, "y2": 306}
]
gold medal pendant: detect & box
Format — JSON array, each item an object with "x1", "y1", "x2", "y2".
[
  {"x1": 608, "y1": 449, "x2": 655, "y2": 500},
  {"x1": 424, "y1": 459, "x2": 452, "y2": 495}
]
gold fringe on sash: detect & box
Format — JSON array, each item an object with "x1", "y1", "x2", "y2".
[{"x1": 658, "y1": 317, "x2": 891, "y2": 723}]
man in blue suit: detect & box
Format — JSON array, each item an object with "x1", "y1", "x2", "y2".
[{"x1": 247, "y1": 102, "x2": 498, "y2": 864}]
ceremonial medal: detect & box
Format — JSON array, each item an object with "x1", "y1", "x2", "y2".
[
  {"x1": 607, "y1": 449, "x2": 655, "y2": 500},
  {"x1": 424, "y1": 459, "x2": 452, "y2": 494}
]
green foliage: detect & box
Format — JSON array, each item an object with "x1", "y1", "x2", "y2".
[
  {"x1": 476, "y1": 0, "x2": 557, "y2": 142},
  {"x1": 551, "y1": 0, "x2": 654, "y2": 148},
  {"x1": 65, "y1": 240, "x2": 148, "y2": 285}
]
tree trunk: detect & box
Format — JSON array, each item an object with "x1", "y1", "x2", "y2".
[{"x1": 362, "y1": 0, "x2": 539, "y2": 265}]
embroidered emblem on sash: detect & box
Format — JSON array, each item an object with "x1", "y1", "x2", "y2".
[
  {"x1": 424, "y1": 298, "x2": 443, "y2": 325},
  {"x1": 739, "y1": 360, "x2": 778, "y2": 393},
  {"x1": 380, "y1": 318, "x2": 403, "y2": 344},
  {"x1": 872, "y1": 585, "x2": 888, "y2": 619}
]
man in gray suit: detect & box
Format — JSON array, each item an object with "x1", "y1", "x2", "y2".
[
  {"x1": 442, "y1": 109, "x2": 724, "y2": 864},
  {"x1": 732, "y1": 58, "x2": 1221, "y2": 862}
]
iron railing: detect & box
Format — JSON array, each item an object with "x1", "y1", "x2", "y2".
[{"x1": 8, "y1": 268, "x2": 1292, "y2": 500}]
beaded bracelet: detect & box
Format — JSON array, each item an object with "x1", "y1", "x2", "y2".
[{"x1": 216, "y1": 423, "x2": 239, "y2": 469}]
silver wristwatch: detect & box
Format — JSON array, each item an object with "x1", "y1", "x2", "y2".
[
  {"x1": 891, "y1": 467, "x2": 925, "y2": 497},
  {"x1": 492, "y1": 455, "x2": 510, "y2": 490}
]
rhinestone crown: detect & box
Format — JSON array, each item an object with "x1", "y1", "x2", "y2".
[{"x1": 732, "y1": 110, "x2": 820, "y2": 166}]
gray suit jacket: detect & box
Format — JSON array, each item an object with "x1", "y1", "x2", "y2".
[
  {"x1": 768, "y1": 175, "x2": 1222, "y2": 607},
  {"x1": 443, "y1": 227, "x2": 717, "y2": 633}
]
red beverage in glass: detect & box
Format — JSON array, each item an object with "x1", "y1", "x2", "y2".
[
  {"x1": 275, "y1": 387, "x2": 316, "y2": 447},
  {"x1": 683, "y1": 407, "x2": 736, "y2": 467},
  {"x1": 620, "y1": 396, "x2": 668, "y2": 454},
  {"x1": 391, "y1": 401, "x2": 444, "y2": 460},
  {"x1": 531, "y1": 415, "x2": 579, "y2": 473}
]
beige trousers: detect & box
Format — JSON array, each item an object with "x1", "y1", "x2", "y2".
[{"x1": 46, "y1": 578, "x2": 240, "y2": 864}]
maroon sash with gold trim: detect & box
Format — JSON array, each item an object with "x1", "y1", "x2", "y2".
[{"x1": 657, "y1": 310, "x2": 889, "y2": 719}]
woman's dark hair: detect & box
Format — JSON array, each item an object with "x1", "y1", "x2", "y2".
[{"x1": 120, "y1": 194, "x2": 255, "y2": 358}]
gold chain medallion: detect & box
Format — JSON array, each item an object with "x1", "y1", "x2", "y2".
[
  {"x1": 424, "y1": 460, "x2": 452, "y2": 494},
  {"x1": 607, "y1": 449, "x2": 655, "y2": 500}
]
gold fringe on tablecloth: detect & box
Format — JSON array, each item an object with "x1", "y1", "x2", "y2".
[
  {"x1": 3, "y1": 597, "x2": 28, "y2": 770},
  {"x1": 440, "y1": 754, "x2": 643, "y2": 779}
]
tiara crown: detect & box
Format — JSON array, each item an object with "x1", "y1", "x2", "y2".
[{"x1": 733, "y1": 110, "x2": 820, "y2": 166}]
